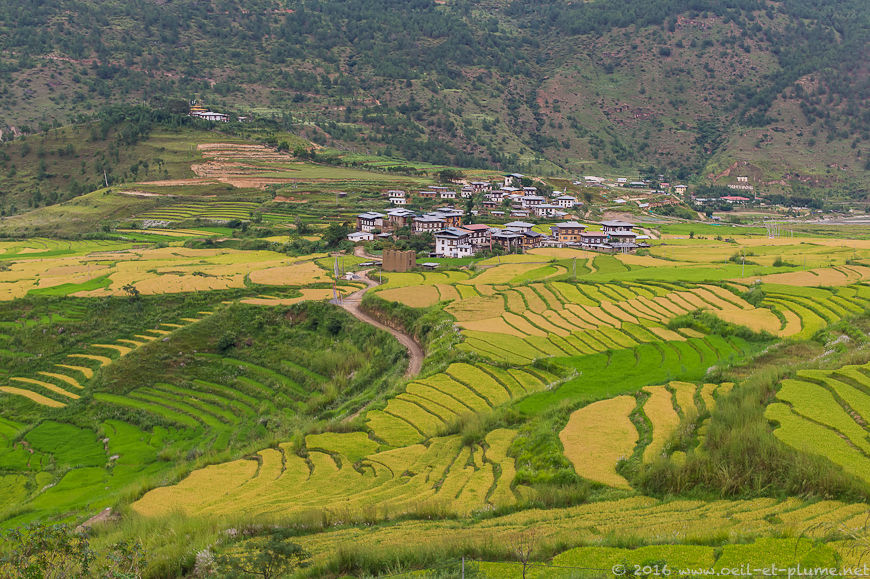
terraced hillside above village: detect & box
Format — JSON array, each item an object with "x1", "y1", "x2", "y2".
[{"x1": 0, "y1": 0, "x2": 867, "y2": 195}]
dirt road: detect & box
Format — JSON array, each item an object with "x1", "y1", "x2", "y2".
[{"x1": 334, "y1": 268, "x2": 423, "y2": 378}]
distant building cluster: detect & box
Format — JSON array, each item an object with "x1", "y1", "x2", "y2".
[
  {"x1": 352, "y1": 193, "x2": 646, "y2": 258},
  {"x1": 189, "y1": 103, "x2": 229, "y2": 122}
]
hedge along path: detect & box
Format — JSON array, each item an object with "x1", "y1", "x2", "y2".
[
  {"x1": 560, "y1": 395, "x2": 638, "y2": 489},
  {"x1": 132, "y1": 430, "x2": 521, "y2": 519},
  {"x1": 1, "y1": 313, "x2": 215, "y2": 409},
  {"x1": 642, "y1": 385, "x2": 681, "y2": 463},
  {"x1": 366, "y1": 364, "x2": 550, "y2": 446}
]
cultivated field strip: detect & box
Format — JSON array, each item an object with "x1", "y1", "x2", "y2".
[
  {"x1": 132, "y1": 429, "x2": 521, "y2": 518},
  {"x1": 137, "y1": 201, "x2": 260, "y2": 222},
  {"x1": 766, "y1": 359, "x2": 870, "y2": 483},
  {"x1": 366, "y1": 363, "x2": 557, "y2": 446},
  {"x1": 0, "y1": 313, "x2": 213, "y2": 409},
  {"x1": 375, "y1": 273, "x2": 870, "y2": 362},
  {"x1": 290, "y1": 495, "x2": 870, "y2": 565},
  {"x1": 561, "y1": 381, "x2": 732, "y2": 486},
  {"x1": 94, "y1": 353, "x2": 315, "y2": 430},
  {"x1": 447, "y1": 281, "x2": 782, "y2": 364}
]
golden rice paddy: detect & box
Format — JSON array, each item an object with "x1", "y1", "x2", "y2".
[{"x1": 560, "y1": 395, "x2": 638, "y2": 488}]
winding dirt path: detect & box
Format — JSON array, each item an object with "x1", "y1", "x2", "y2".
[{"x1": 334, "y1": 267, "x2": 424, "y2": 379}]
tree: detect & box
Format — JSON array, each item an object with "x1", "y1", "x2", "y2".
[
  {"x1": 121, "y1": 283, "x2": 140, "y2": 299},
  {"x1": 321, "y1": 222, "x2": 352, "y2": 248},
  {"x1": 0, "y1": 523, "x2": 145, "y2": 578},
  {"x1": 437, "y1": 168, "x2": 464, "y2": 183},
  {"x1": 214, "y1": 529, "x2": 310, "y2": 579},
  {"x1": 295, "y1": 216, "x2": 311, "y2": 235}
]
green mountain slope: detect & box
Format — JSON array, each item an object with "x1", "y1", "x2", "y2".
[{"x1": 0, "y1": 0, "x2": 866, "y2": 192}]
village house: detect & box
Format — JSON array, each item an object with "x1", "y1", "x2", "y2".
[
  {"x1": 490, "y1": 210, "x2": 505, "y2": 218},
  {"x1": 523, "y1": 186, "x2": 538, "y2": 196},
  {"x1": 554, "y1": 195, "x2": 577, "y2": 209},
  {"x1": 189, "y1": 109, "x2": 229, "y2": 122},
  {"x1": 413, "y1": 215, "x2": 447, "y2": 234},
  {"x1": 347, "y1": 231, "x2": 374, "y2": 243},
  {"x1": 439, "y1": 190, "x2": 457, "y2": 200},
  {"x1": 510, "y1": 210, "x2": 531, "y2": 218},
  {"x1": 460, "y1": 186, "x2": 474, "y2": 198},
  {"x1": 520, "y1": 195, "x2": 545, "y2": 209},
  {"x1": 418, "y1": 190, "x2": 437, "y2": 199},
  {"x1": 722, "y1": 195, "x2": 751, "y2": 203},
  {"x1": 430, "y1": 208, "x2": 464, "y2": 227},
  {"x1": 387, "y1": 190, "x2": 407, "y2": 205},
  {"x1": 356, "y1": 212, "x2": 385, "y2": 233},
  {"x1": 608, "y1": 229, "x2": 638, "y2": 245},
  {"x1": 551, "y1": 221, "x2": 587, "y2": 244},
  {"x1": 601, "y1": 220, "x2": 635, "y2": 234},
  {"x1": 504, "y1": 221, "x2": 535, "y2": 234},
  {"x1": 461, "y1": 223, "x2": 492, "y2": 250},
  {"x1": 386, "y1": 208, "x2": 416, "y2": 230},
  {"x1": 532, "y1": 204, "x2": 563, "y2": 218},
  {"x1": 470, "y1": 181, "x2": 491, "y2": 193},
  {"x1": 579, "y1": 231, "x2": 608, "y2": 248},
  {"x1": 503, "y1": 173, "x2": 524, "y2": 188},
  {"x1": 481, "y1": 200, "x2": 498, "y2": 213},
  {"x1": 521, "y1": 230, "x2": 543, "y2": 250},
  {"x1": 674, "y1": 184, "x2": 688, "y2": 194},
  {"x1": 434, "y1": 227, "x2": 474, "y2": 258},
  {"x1": 492, "y1": 230, "x2": 524, "y2": 252}
]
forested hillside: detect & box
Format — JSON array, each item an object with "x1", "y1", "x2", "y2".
[{"x1": 0, "y1": 0, "x2": 867, "y2": 192}]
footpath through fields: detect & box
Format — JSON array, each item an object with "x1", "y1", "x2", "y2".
[{"x1": 333, "y1": 266, "x2": 423, "y2": 378}]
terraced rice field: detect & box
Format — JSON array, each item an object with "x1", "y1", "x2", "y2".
[
  {"x1": 561, "y1": 380, "x2": 730, "y2": 485},
  {"x1": 366, "y1": 363, "x2": 557, "y2": 446},
  {"x1": 132, "y1": 428, "x2": 521, "y2": 518},
  {"x1": 0, "y1": 313, "x2": 213, "y2": 409},
  {"x1": 516, "y1": 336, "x2": 755, "y2": 412},
  {"x1": 445, "y1": 280, "x2": 785, "y2": 363},
  {"x1": 560, "y1": 396, "x2": 638, "y2": 488},
  {"x1": 136, "y1": 201, "x2": 261, "y2": 222},
  {"x1": 0, "y1": 244, "x2": 330, "y2": 299},
  {"x1": 290, "y1": 495, "x2": 870, "y2": 565},
  {"x1": 766, "y1": 360, "x2": 870, "y2": 483}
]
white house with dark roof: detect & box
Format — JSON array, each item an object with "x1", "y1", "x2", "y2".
[
  {"x1": 356, "y1": 212, "x2": 385, "y2": 232},
  {"x1": 554, "y1": 195, "x2": 577, "y2": 209},
  {"x1": 601, "y1": 220, "x2": 635, "y2": 234},
  {"x1": 413, "y1": 215, "x2": 447, "y2": 234},
  {"x1": 520, "y1": 195, "x2": 545, "y2": 208},
  {"x1": 461, "y1": 224, "x2": 493, "y2": 250},
  {"x1": 434, "y1": 227, "x2": 474, "y2": 258}
]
